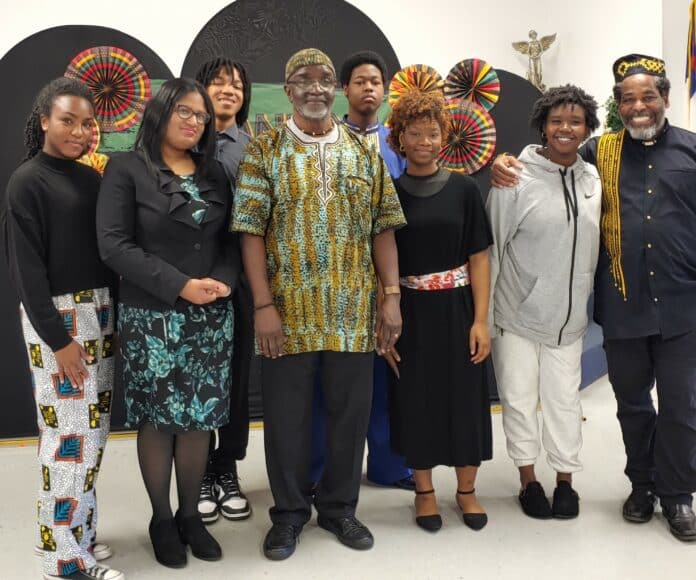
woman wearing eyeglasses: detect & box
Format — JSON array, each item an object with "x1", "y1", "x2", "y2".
[{"x1": 96, "y1": 78, "x2": 240, "y2": 568}]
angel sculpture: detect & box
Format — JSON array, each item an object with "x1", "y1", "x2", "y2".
[{"x1": 512, "y1": 30, "x2": 556, "y2": 91}]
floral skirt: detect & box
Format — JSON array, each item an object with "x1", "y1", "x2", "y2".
[{"x1": 118, "y1": 300, "x2": 234, "y2": 432}]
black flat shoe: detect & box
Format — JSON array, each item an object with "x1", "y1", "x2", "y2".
[
  {"x1": 457, "y1": 489, "x2": 488, "y2": 530},
  {"x1": 176, "y1": 511, "x2": 222, "y2": 561},
  {"x1": 263, "y1": 523, "x2": 301, "y2": 560},
  {"x1": 148, "y1": 517, "x2": 187, "y2": 568},
  {"x1": 662, "y1": 504, "x2": 696, "y2": 542},
  {"x1": 519, "y1": 481, "x2": 552, "y2": 519},
  {"x1": 414, "y1": 489, "x2": 442, "y2": 532},
  {"x1": 622, "y1": 488, "x2": 656, "y2": 523},
  {"x1": 552, "y1": 481, "x2": 579, "y2": 519}
]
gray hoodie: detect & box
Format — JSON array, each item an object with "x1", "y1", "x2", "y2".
[{"x1": 486, "y1": 145, "x2": 601, "y2": 346}]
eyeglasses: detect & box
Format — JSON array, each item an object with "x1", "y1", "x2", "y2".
[
  {"x1": 174, "y1": 105, "x2": 211, "y2": 125},
  {"x1": 287, "y1": 77, "x2": 336, "y2": 91}
]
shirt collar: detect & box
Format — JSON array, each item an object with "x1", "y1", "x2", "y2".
[
  {"x1": 342, "y1": 114, "x2": 380, "y2": 136},
  {"x1": 218, "y1": 122, "x2": 240, "y2": 141}
]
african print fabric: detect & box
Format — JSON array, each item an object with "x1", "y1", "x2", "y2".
[
  {"x1": 232, "y1": 122, "x2": 406, "y2": 355},
  {"x1": 399, "y1": 263, "x2": 470, "y2": 291},
  {"x1": 20, "y1": 287, "x2": 113, "y2": 577}
]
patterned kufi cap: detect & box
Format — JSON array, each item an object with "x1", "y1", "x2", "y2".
[
  {"x1": 612, "y1": 53, "x2": 666, "y2": 83},
  {"x1": 285, "y1": 48, "x2": 335, "y2": 82}
]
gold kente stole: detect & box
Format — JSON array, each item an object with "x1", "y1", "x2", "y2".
[{"x1": 596, "y1": 129, "x2": 627, "y2": 301}]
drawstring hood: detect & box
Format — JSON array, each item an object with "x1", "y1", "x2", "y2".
[{"x1": 558, "y1": 167, "x2": 579, "y2": 345}]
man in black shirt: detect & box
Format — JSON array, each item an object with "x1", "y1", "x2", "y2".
[{"x1": 194, "y1": 58, "x2": 253, "y2": 524}]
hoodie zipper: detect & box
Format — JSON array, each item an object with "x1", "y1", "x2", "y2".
[{"x1": 557, "y1": 167, "x2": 579, "y2": 345}]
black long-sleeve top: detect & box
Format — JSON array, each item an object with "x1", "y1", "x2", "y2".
[
  {"x1": 96, "y1": 151, "x2": 240, "y2": 311},
  {"x1": 2, "y1": 151, "x2": 113, "y2": 351}
]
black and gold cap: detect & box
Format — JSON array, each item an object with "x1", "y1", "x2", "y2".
[{"x1": 612, "y1": 53, "x2": 666, "y2": 83}]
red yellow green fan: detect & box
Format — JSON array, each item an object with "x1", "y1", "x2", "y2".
[
  {"x1": 65, "y1": 46, "x2": 151, "y2": 132},
  {"x1": 388, "y1": 64, "x2": 443, "y2": 107},
  {"x1": 439, "y1": 100, "x2": 496, "y2": 174},
  {"x1": 444, "y1": 59, "x2": 500, "y2": 112}
]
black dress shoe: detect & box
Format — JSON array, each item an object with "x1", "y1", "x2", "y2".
[
  {"x1": 414, "y1": 489, "x2": 442, "y2": 532},
  {"x1": 457, "y1": 489, "x2": 488, "y2": 530},
  {"x1": 317, "y1": 515, "x2": 374, "y2": 550},
  {"x1": 263, "y1": 523, "x2": 301, "y2": 560},
  {"x1": 175, "y1": 511, "x2": 222, "y2": 561},
  {"x1": 662, "y1": 504, "x2": 696, "y2": 542},
  {"x1": 552, "y1": 481, "x2": 579, "y2": 519},
  {"x1": 519, "y1": 481, "x2": 552, "y2": 519},
  {"x1": 622, "y1": 489, "x2": 656, "y2": 523},
  {"x1": 148, "y1": 518, "x2": 187, "y2": 568}
]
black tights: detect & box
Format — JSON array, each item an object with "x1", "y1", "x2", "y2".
[{"x1": 137, "y1": 423, "x2": 210, "y2": 521}]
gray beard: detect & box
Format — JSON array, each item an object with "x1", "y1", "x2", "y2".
[{"x1": 624, "y1": 117, "x2": 665, "y2": 141}]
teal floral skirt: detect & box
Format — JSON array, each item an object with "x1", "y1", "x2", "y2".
[{"x1": 118, "y1": 300, "x2": 234, "y2": 432}]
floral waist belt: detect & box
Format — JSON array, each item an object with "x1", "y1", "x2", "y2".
[{"x1": 399, "y1": 263, "x2": 470, "y2": 291}]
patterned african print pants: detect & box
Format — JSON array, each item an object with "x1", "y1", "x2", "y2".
[{"x1": 20, "y1": 287, "x2": 114, "y2": 577}]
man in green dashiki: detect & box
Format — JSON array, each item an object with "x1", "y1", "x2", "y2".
[{"x1": 231, "y1": 48, "x2": 405, "y2": 560}]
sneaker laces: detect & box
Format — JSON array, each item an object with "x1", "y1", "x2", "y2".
[
  {"x1": 217, "y1": 472, "x2": 242, "y2": 498},
  {"x1": 200, "y1": 473, "x2": 217, "y2": 501},
  {"x1": 83, "y1": 564, "x2": 116, "y2": 579},
  {"x1": 338, "y1": 516, "x2": 366, "y2": 537}
]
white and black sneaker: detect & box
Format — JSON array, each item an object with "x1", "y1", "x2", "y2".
[
  {"x1": 216, "y1": 471, "x2": 251, "y2": 520},
  {"x1": 35, "y1": 542, "x2": 113, "y2": 560},
  {"x1": 43, "y1": 563, "x2": 125, "y2": 580},
  {"x1": 198, "y1": 472, "x2": 220, "y2": 524}
]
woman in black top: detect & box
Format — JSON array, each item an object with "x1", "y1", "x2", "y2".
[
  {"x1": 97, "y1": 79, "x2": 239, "y2": 568},
  {"x1": 3, "y1": 78, "x2": 123, "y2": 580},
  {"x1": 384, "y1": 91, "x2": 493, "y2": 533}
]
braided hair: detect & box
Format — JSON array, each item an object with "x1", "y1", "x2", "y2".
[
  {"x1": 195, "y1": 57, "x2": 251, "y2": 126},
  {"x1": 23, "y1": 77, "x2": 94, "y2": 160}
]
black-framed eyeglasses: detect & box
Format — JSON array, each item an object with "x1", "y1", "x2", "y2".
[
  {"x1": 287, "y1": 77, "x2": 336, "y2": 91},
  {"x1": 174, "y1": 105, "x2": 211, "y2": 125}
]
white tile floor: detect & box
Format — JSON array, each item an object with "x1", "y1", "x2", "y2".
[{"x1": 2, "y1": 375, "x2": 695, "y2": 579}]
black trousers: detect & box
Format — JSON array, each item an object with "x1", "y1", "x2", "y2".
[
  {"x1": 604, "y1": 331, "x2": 696, "y2": 507},
  {"x1": 261, "y1": 350, "x2": 373, "y2": 527},
  {"x1": 208, "y1": 278, "x2": 253, "y2": 474}
]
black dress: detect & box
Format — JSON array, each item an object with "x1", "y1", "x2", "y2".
[{"x1": 389, "y1": 170, "x2": 493, "y2": 470}]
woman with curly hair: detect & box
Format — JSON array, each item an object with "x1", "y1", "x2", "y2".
[
  {"x1": 486, "y1": 85, "x2": 601, "y2": 520},
  {"x1": 96, "y1": 78, "x2": 240, "y2": 568},
  {"x1": 384, "y1": 90, "x2": 493, "y2": 532},
  {"x1": 3, "y1": 77, "x2": 123, "y2": 580}
]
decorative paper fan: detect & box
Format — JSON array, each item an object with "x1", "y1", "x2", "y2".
[
  {"x1": 78, "y1": 152, "x2": 109, "y2": 175},
  {"x1": 65, "y1": 46, "x2": 151, "y2": 132},
  {"x1": 439, "y1": 100, "x2": 497, "y2": 174},
  {"x1": 85, "y1": 120, "x2": 100, "y2": 156},
  {"x1": 388, "y1": 64, "x2": 443, "y2": 107},
  {"x1": 443, "y1": 59, "x2": 500, "y2": 112}
]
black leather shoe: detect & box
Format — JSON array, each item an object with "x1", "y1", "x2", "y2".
[
  {"x1": 519, "y1": 481, "x2": 552, "y2": 519},
  {"x1": 552, "y1": 481, "x2": 579, "y2": 519},
  {"x1": 148, "y1": 518, "x2": 187, "y2": 568},
  {"x1": 662, "y1": 504, "x2": 696, "y2": 542},
  {"x1": 457, "y1": 489, "x2": 488, "y2": 530},
  {"x1": 622, "y1": 489, "x2": 656, "y2": 523},
  {"x1": 317, "y1": 515, "x2": 374, "y2": 550},
  {"x1": 263, "y1": 523, "x2": 301, "y2": 561},
  {"x1": 393, "y1": 475, "x2": 416, "y2": 491},
  {"x1": 176, "y1": 511, "x2": 222, "y2": 561}
]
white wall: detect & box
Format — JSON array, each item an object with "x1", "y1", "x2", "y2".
[
  {"x1": 1, "y1": 0, "x2": 665, "y2": 126},
  {"x1": 662, "y1": 0, "x2": 692, "y2": 129}
]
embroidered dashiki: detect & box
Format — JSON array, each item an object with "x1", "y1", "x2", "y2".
[{"x1": 231, "y1": 120, "x2": 406, "y2": 354}]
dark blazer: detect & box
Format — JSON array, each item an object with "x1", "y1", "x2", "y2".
[{"x1": 96, "y1": 150, "x2": 240, "y2": 311}]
